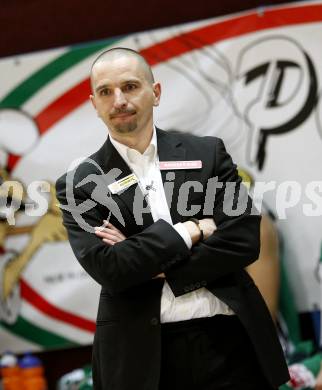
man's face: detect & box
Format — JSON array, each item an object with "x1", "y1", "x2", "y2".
[{"x1": 90, "y1": 56, "x2": 160, "y2": 138}]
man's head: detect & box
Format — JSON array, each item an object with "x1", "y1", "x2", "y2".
[{"x1": 90, "y1": 48, "x2": 161, "y2": 140}]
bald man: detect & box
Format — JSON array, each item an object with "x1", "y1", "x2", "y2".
[{"x1": 56, "y1": 48, "x2": 289, "y2": 390}]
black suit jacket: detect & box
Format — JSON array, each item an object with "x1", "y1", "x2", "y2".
[{"x1": 56, "y1": 129, "x2": 289, "y2": 390}]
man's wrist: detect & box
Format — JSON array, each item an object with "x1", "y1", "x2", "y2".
[
  {"x1": 189, "y1": 218, "x2": 204, "y2": 242},
  {"x1": 183, "y1": 218, "x2": 203, "y2": 245},
  {"x1": 173, "y1": 222, "x2": 192, "y2": 249}
]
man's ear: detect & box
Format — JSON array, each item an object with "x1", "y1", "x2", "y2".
[
  {"x1": 89, "y1": 94, "x2": 96, "y2": 110},
  {"x1": 152, "y1": 83, "x2": 161, "y2": 107}
]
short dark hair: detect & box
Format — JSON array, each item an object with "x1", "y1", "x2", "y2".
[{"x1": 90, "y1": 47, "x2": 154, "y2": 91}]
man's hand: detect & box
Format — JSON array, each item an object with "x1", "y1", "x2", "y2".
[
  {"x1": 94, "y1": 220, "x2": 126, "y2": 245},
  {"x1": 183, "y1": 220, "x2": 201, "y2": 246},
  {"x1": 183, "y1": 218, "x2": 216, "y2": 245},
  {"x1": 96, "y1": 221, "x2": 165, "y2": 279},
  {"x1": 199, "y1": 218, "x2": 216, "y2": 240}
]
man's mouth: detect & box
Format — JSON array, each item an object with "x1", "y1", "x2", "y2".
[{"x1": 110, "y1": 111, "x2": 136, "y2": 119}]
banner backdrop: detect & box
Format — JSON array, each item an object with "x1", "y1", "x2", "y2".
[{"x1": 1, "y1": 1, "x2": 322, "y2": 352}]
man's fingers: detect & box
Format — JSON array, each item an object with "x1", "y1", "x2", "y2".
[
  {"x1": 96, "y1": 231, "x2": 120, "y2": 243},
  {"x1": 203, "y1": 218, "x2": 216, "y2": 228},
  {"x1": 95, "y1": 225, "x2": 126, "y2": 243},
  {"x1": 95, "y1": 229, "x2": 118, "y2": 240},
  {"x1": 102, "y1": 221, "x2": 126, "y2": 239},
  {"x1": 103, "y1": 220, "x2": 121, "y2": 232},
  {"x1": 199, "y1": 218, "x2": 217, "y2": 240},
  {"x1": 103, "y1": 238, "x2": 116, "y2": 246}
]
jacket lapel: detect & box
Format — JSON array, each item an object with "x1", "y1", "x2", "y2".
[
  {"x1": 94, "y1": 137, "x2": 154, "y2": 231},
  {"x1": 157, "y1": 129, "x2": 186, "y2": 224},
  {"x1": 94, "y1": 130, "x2": 187, "y2": 230}
]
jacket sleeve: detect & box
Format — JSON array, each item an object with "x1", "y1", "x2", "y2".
[
  {"x1": 55, "y1": 173, "x2": 190, "y2": 295},
  {"x1": 166, "y1": 138, "x2": 261, "y2": 297}
]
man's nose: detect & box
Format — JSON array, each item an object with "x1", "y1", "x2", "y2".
[{"x1": 113, "y1": 89, "x2": 127, "y2": 109}]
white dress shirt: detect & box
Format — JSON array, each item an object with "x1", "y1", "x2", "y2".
[{"x1": 109, "y1": 128, "x2": 234, "y2": 322}]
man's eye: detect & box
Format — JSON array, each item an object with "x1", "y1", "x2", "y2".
[
  {"x1": 100, "y1": 89, "x2": 111, "y2": 96},
  {"x1": 124, "y1": 84, "x2": 137, "y2": 92}
]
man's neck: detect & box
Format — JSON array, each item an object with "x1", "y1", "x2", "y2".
[{"x1": 110, "y1": 126, "x2": 154, "y2": 154}]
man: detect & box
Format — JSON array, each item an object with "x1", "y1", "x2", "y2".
[{"x1": 56, "y1": 47, "x2": 289, "y2": 390}]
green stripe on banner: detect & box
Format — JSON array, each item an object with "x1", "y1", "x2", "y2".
[
  {"x1": 0, "y1": 37, "x2": 121, "y2": 108},
  {"x1": 1, "y1": 316, "x2": 79, "y2": 348}
]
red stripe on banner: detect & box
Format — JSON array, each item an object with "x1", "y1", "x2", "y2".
[
  {"x1": 35, "y1": 78, "x2": 91, "y2": 134},
  {"x1": 140, "y1": 4, "x2": 322, "y2": 64},
  {"x1": 7, "y1": 154, "x2": 21, "y2": 172},
  {"x1": 20, "y1": 279, "x2": 96, "y2": 333}
]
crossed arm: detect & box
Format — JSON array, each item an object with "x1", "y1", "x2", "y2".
[
  {"x1": 94, "y1": 218, "x2": 217, "y2": 278},
  {"x1": 94, "y1": 218, "x2": 216, "y2": 247},
  {"x1": 56, "y1": 138, "x2": 260, "y2": 296}
]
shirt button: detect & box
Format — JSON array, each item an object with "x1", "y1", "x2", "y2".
[{"x1": 150, "y1": 317, "x2": 159, "y2": 326}]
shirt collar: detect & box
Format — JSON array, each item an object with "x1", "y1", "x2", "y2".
[{"x1": 109, "y1": 126, "x2": 157, "y2": 165}]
